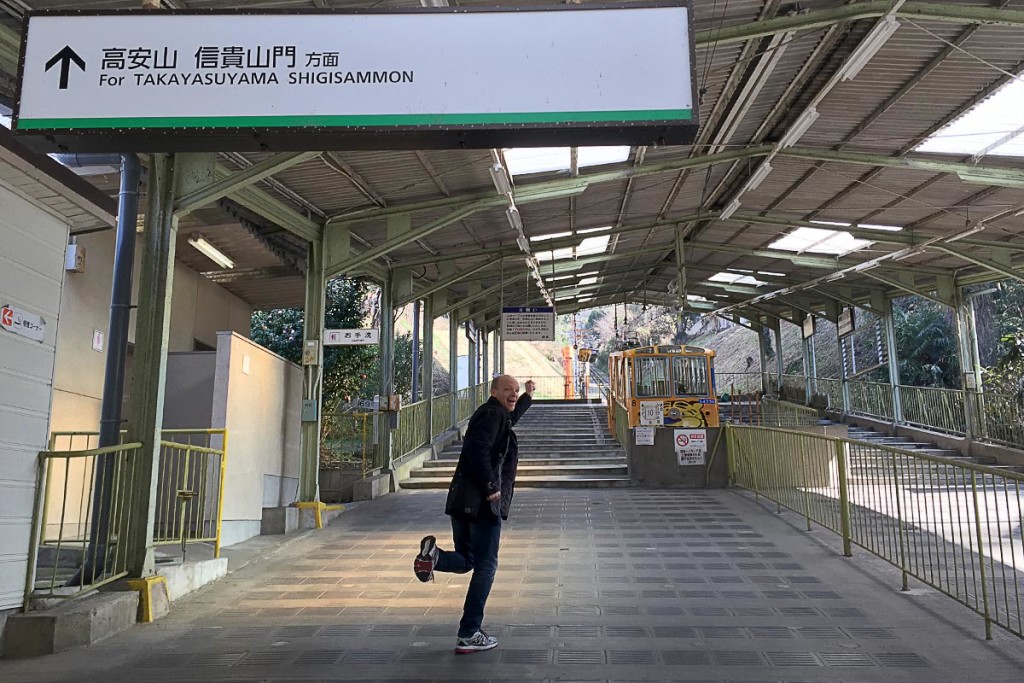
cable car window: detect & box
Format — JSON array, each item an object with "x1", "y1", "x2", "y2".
[
  {"x1": 673, "y1": 356, "x2": 709, "y2": 396},
  {"x1": 635, "y1": 357, "x2": 669, "y2": 397}
]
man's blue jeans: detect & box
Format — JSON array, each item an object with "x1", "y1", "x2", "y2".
[{"x1": 434, "y1": 512, "x2": 502, "y2": 638}]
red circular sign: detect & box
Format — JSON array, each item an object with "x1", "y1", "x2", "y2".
[{"x1": 676, "y1": 433, "x2": 690, "y2": 447}]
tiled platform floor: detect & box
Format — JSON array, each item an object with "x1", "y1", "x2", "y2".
[{"x1": 4, "y1": 487, "x2": 1023, "y2": 682}]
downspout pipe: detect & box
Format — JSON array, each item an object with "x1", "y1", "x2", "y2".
[{"x1": 68, "y1": 153, "x2": 141, "y2": 586}]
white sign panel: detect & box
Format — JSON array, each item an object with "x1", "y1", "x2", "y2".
[
  {"x1": 0, "y1": 304, "x2": 46, "y2": 343},
  {"x1": 501, "y1": 307, "x2": 555, "y2": 341},
  {"x1": 837, "y1": 307, "x2": 855, "y2": 338},
  {"x1": 639, "y1": 401, "x2": 663, "y2": 426},
  {"x1": 92, "y1": 329, "x2": 104, "y2": 352},
  {"x1": 674, "y1": 428, "x2": 707, "y2": 466},
  {"x1": 634, "y1": 426, "x2": 655, "y2": 446},
  {"x1": 14, "y1": 6, "x2": 697, "y2": 151},
  {"x1": 324, "y1": 328, "x2": 379, "y2": 346}
]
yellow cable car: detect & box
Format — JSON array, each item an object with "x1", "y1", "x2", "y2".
[{"x1": 608, "y1": 344, "x2": 719, "y2": 429}]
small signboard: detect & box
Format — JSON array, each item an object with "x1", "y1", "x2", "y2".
[
  {"x1": 634, "y1": 426, "x2": 655, "y2": 446},
  {"x1": 837, "y1": 307, "x2": 855, "y2": 338},
  {"x1": 0, "y1": 304, "x2": 46, "y2": 343},
  {"x1": 802, "y1": 314, "x2": 815, "y2": 340},
  {"x1": 639, "y1": 400, "x2": 663, "y2": 426},
  {"x1": 501, "y1": 307, "x2": 554, "y2": 341},
  {"x1": 324, "y1": 328, "x2": 379, "y2": 345},
  {"x1": 674, "y1": 428, "x2": 707, "y2": 466},
  {"x1": 13, "y1": 5, "x2": 698, "y2": 152},
  {"x1": 465, "y1": 319, "x2": 477, "y2": 344}
]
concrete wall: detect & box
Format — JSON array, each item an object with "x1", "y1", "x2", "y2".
[
  {"x1": 0, "y1": 181, "x2": 69, "y2": 610},
  {"x1": 627, "y1": 427, "x2": 729, "y2": 488},
  {"x1": 49, "y1": 229, "x2": 252, "y2": 435},
  {"x1": 212, "y1": 332, "x2": 301, "y2": 546}
]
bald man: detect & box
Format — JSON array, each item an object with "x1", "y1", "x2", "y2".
[{"x1": 414, "y1": 375, "x2": 535, "y2": 654}]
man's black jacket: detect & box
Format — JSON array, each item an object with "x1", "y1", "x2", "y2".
[{"x1": 451, "y1": 393, "x2": 532, "y2": 520}]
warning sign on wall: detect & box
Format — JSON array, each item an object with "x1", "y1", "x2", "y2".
[{"x1": 674, "y1": 428, "x2": 707, "y2": 466}]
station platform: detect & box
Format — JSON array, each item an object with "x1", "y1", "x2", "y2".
[{"x1": 3, "y1": 487, "x2": 1022, "y2": 682}]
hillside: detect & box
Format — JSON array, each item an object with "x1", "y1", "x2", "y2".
[{"x1": 687, "y1": 318, "x2": 841, "y2": 378}]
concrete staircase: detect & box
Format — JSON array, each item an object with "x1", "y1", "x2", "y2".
[{"x1": 401, "y1": 402, "x2": 631, "y2": 489}]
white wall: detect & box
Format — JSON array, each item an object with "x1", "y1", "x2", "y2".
[
  {"x1": 49, "y1": 229, "x2": 253, "y2": 435},
  {"x1": 212, "y1": 332, "x2": 301, "y2": 546},
  {"x1": 0, "y1": 182, "x2": 69, "y2": 610}
]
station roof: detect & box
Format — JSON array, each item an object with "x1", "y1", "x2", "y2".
[{"x1": 3, "y1": 1, "x2": 1024, "y2": 328}]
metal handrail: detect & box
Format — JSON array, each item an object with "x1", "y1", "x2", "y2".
[{"x1": 728, "y1": 424, "x2": 1024, "y2": 640}]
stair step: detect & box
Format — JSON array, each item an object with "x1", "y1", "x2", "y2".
[
  {"x1": 401, "y1": 475, "x2": 632, "y2": 489},
  {"x1": 410, "y1": 464, "x2": 628, "y2": 477},
  {"x1": 425, "y1": 457, "x2": 626, "y2": 468}
]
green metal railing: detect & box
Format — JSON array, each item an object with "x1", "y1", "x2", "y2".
[
  {"x1": 900, "y1": 385, "x2": 966, "y2": 435},
  {"x1": 780, "y1": 373, "x2": 806, "y2": 403},
  {"x1": 321, "y1": 411, "x2": 372, "y2": 472},
  {"x1": 728, "y1": 424, "x2": 1024, "y2": 640},
  {"x1": 394, "y1": 399, "x2": 430, "y2": 459},
  {"x1": 969, "y1": 392, "x2": 1024, "y2": 450},
  {"x1": 431, "y1": 392, "x2": 453, "y2": 437},
  {"x1": 613, "y1": 400, "x2": 630, "y2": 450},
  {"x1": 814, "y1": 377, "x2": 844, "y2": 411},
  {"x1": 760, "y1": 397, "x2": 821, "y2": 427},
  {"x1": 25, "y1": 442, "x2": 144, "y2": 608},
  {"x1": 848, "y1": 379, "x2": 895, "y2": 420},
  {"x1": 715, "y1": 371, "x2": 762, "y2": 395}
]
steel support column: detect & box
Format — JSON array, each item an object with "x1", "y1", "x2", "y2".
[
  {"x1": 954, "y1": 287, "x2": 984, "y2": 441},
  {"x1": 125, "y1": 153, "x2": 179, "y2": 577},
  {"x1": 839, "y1": 330, "x2": 851, "y2": 414},
  {"x1": 422, "y1": 296, "x2": 434, "y2": 437},
  {"x1": 378, "y1": 273, "x2": 395, "y2": 472},
  {"x1": 298, "y1": 238, "x2": 325, "y2": 503},
  {"x1": 481, "y1": 326, "x2": 489, "y2": 385},
  {"x1": 773, "y1": 320, "x2": 783, "y2": 396},
  {"x1": 883, "y1": 300, "x2": 904, "y2": 425},
  {"x1": 449, "y1": 316, "x2": 459, "y2": 428},
  {"x1": 411, "y1": 300, "x2": 421, "y2": 402}
]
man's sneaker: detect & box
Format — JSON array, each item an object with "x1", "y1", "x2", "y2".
[
  {"x1": 414, "y1": 535, "x2": 438, "y2": 582},
  {"x1": 454, "y1": 630, "x2": 498, "y2": 654}
]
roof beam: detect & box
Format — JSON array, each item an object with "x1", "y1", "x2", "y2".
[
  {"x1": 175, "y1": 152, "x2": 320, "y2": 217},
  {"x1": 396, "y1": 259, "x2": 498, "y2": 307},
  {"x1": 933, "y1": 244, "x2": 1024, "y2": 284}
]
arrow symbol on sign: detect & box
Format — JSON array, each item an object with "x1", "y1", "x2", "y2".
[{"x1": 45, "y1": 46, "x2": 86, "y2": 90}]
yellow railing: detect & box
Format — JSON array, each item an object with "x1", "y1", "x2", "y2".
[
  {"x1": 25, "y1": 442, "x2": 144, "y2": 608},
  {"x1": 321, "y1": 412, "x2": 372, "y2": 475},
  {"x1": 728, "y1": 424, "x2": 1024, "y2": 640},
  {"x1": 900, "y1": 385, "x2": 966, "y2": 435},
  {"x1": 394, "y1": 399, "x2": 429, "y2": 459},
  {"x1": 760, "y1": 397, "x2": 820, "y2": 427},
  {"x1": 715, "y1": 371, "x2": 762, "y2": 395},
  {"x1": 848, "y1": 379, "x2": 895, "y2": 420},
  {"x1": 613, "y1": 400, "x2": 630, "y2": 450},
  {"x1": 154, "y1": 437, "x2": 227, "y2": 555},
  {"x1": 970, "y1": 392, "x2": 1024, "y2": 450},
  {"x1": 431, "y1": 392, "x2": 453, "y2": 436},
  {"x1": 47, "y1": 430, "x2": 228, "y2": 558},
  {"x1": 814, "y1": 377, "x2": 844, "y2": 412}
]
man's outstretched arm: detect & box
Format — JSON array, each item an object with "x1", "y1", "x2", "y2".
[{"x1": 510, "y1": 379, "x2": 535, "y2": 426}]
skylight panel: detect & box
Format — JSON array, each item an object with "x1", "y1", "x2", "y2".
[
  {"x1": 536, "y1": 246, "x2": 574, "y2": 262},
  {"x1": 916, "y1": 79, "x2": 1024, "y2": 157},
  {"x1": 503, "y1": 147, "x2": 631, "y2": 176},
  {"x1": 577, "y1": 276, "x2": 598, "y2": 286},
  {"x1": 769, "y1": 227, "x2": 871, "y2": 255},
  {"x1": 576, "y1": 235, "x2": 610, "y2": 256},
  {"x1": 709, "y1": 272, "x2": 767, "y2": 287}
]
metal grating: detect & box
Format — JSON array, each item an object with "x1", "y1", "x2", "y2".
[
  {"x1": 819, "y1": 652, "x2": 877, "y2": 666},
  {"x1": 344, "y1": 650, "x2": 396, "y2": 664},
  {"x1": 873, "y1": 652, "x2": 932, "y2": 667},
  {"x1": 711, "y1": 650, "x2": 766, "y2": 666},
  {"x1": 766, "y1": 651, "x2": 822, "y2": 667},
  {"x1": 661, "y1": 649, "x2": 712, "y2": 665},
  {"x1": 500, "y1": 649, "x2": 552, "y2": 664},
  {"x1": 557, "y1": 625, "x2": 601, "y2": 638},
  {"x1": 608, "y1": 650, "x2": 659, "y2": 665},
  {"x1": 555, "y1": 650, "x2": 605, "y2": 665}
]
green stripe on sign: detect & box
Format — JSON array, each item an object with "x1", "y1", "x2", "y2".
[{"x1": 16, "y1": 109, "x2": 693, "y2": 130}]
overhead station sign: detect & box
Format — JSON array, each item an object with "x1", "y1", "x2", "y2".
[{"x1": 12, "y1": 4, "x2": 698, "y2": 152}]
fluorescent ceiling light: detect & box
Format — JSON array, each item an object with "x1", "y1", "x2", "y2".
[
  {"x1": 720, "y1": 198, "x2": 741, "y2": 220},
  {"x1": 945, "y1": 224, "x2": 985, "y2": 242},
  {"x1": 811, "y1": 219, "x2": 902, "y2": 232},
  {"x1": 840, "y1": 16, "x2": 899, "y2": 82},
  {"x1": 489, "y1": 164, "x2": 512, "y2": 196},
  {"x1": 768, "y1": 227, "x2": 871, "y2": 255},
  {"x1": 757, "y1": 271, "x2": 786, "y2": 277},
  {"x1": 917, "y1": 79, "x2": 1024, "y2": 158},
  {"x1": 956, "y1": 170, "x2": 1024, "y2": 189},
  {"x1": 530, "y1": 231, "x2": 573, "y2": 242},
  {"x1": 745, "y1": 161, "x2": 773, "y2": 191},
  {"x1": 188, "y1": 233, "x2": 234, "y2": 269},
  {"x1": 503, "y1": 146, "x2": 630, "y2": 176},
  {"x1": 778, "y1": 108, "x2": 820, "y2": 148},
  {"x1": 506, "y1": 205, "x2": 523, "y2": 233},
  {"x1": 578, "y1": 225, "x2": 612, "y2": 234}
]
